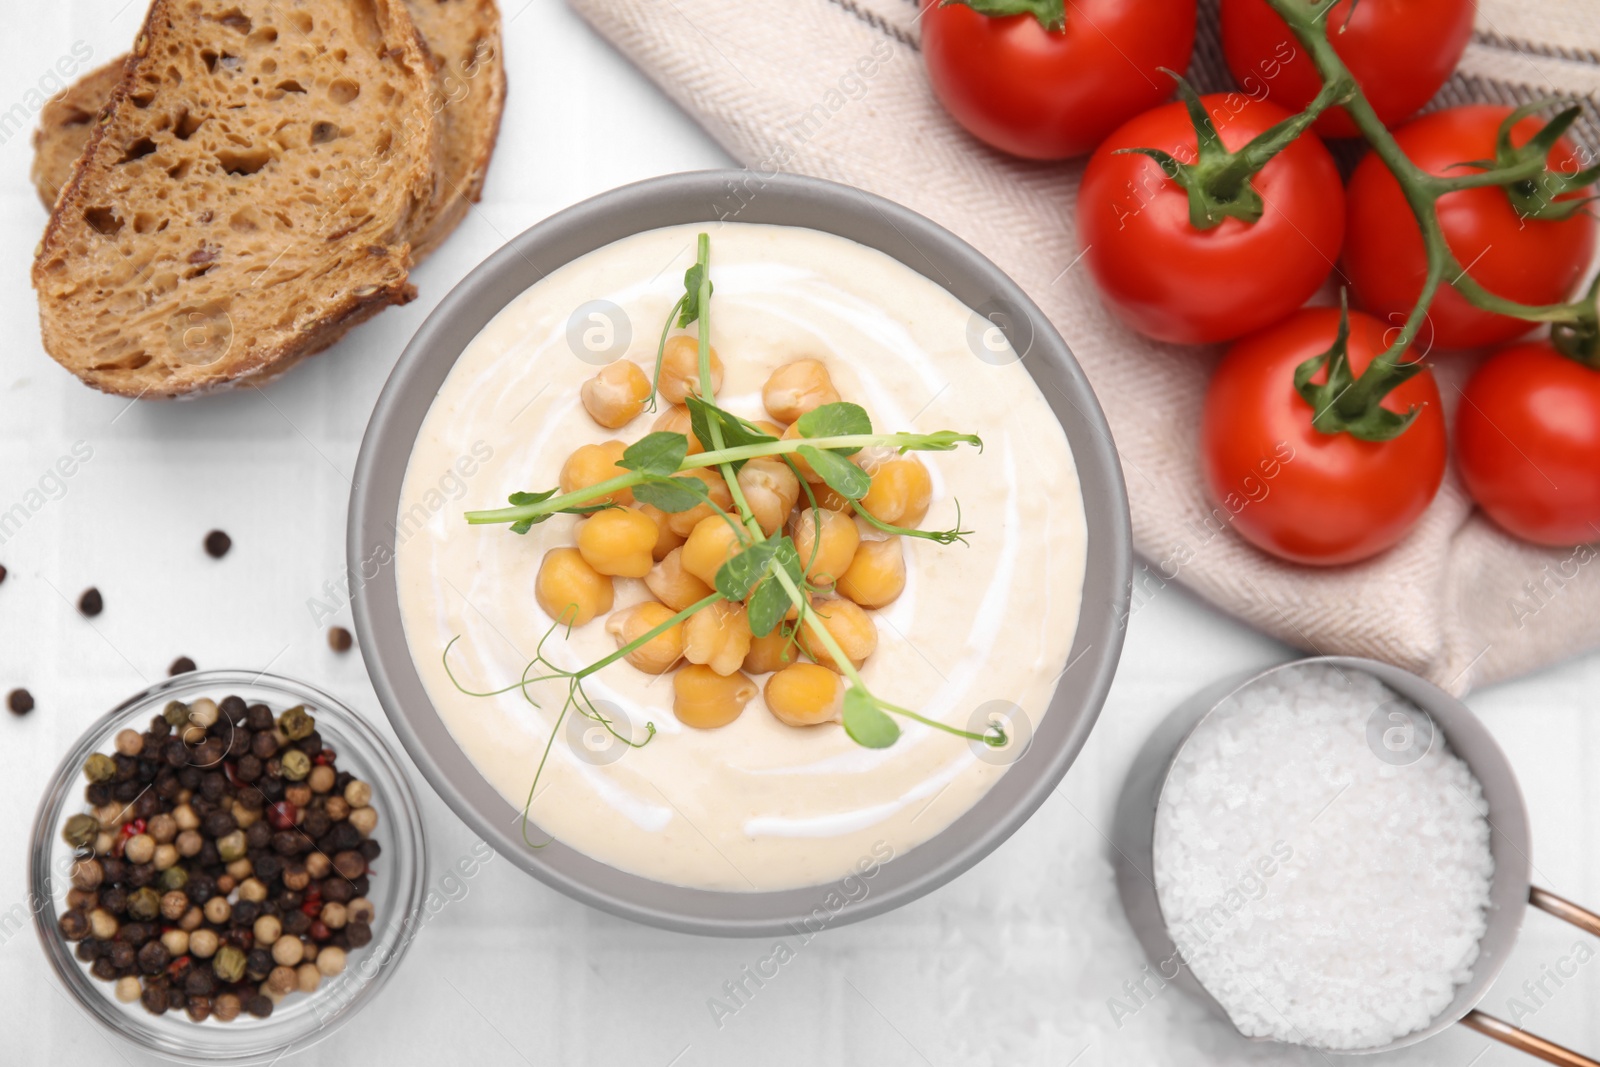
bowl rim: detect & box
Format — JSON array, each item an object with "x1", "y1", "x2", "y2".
[
  {"x1": 28, "y1": 669, "x2": 430, "y2": 1065},
  {"x1": 348, "y1": 169, "x2": 1132, "y2": 936}
]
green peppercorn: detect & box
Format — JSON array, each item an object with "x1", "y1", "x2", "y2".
[
  {"x1": 127, "y1": 886, "x2": 161, "y2": 921},
  {"x1": 277, "y1": 705, "x2": 315, "y2": 742},
  {"x1": 158, "y1": 866, "x2": 189, "y2": 892},
  {"x1": 280, "y1": 749, "x2": 311, "y2": 782},
  {"x1": 82, "y1": 753, "x2": 117, "y2": 784},
  {"x1": 62, "y1": 814, "x2": 100, "y2": 849},
  {"x1": 217, "y1": 830, "x2": 247, "y2": 863},
  {"x1": 212, "y1": 944, "x2": 247, "y2": 983},
  {"x1": 162, "y1": 700, "x2": 192, "y2": 727}
]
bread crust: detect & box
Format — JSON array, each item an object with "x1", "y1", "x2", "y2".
[{"x1": 33, "y1": 0, "x2": 444, "y2": 398}]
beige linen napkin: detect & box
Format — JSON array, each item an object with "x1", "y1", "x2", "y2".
[{"x1": 568, "y1": 0, "x2": 1600, "y2": 693}]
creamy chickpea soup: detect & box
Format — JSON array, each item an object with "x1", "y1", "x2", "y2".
[{"x1": 395, "y1": 223, "x2": 1088, "y2": 891}]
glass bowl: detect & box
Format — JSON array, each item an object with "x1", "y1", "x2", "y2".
[{"x1": 29, "y1": 671, "x2": 429, "y2": 1064}]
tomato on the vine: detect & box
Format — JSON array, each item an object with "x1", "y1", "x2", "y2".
[
  {"x1": 1220, "y1": 0, "x2": 1474, "y2": 138},
  {"x1": 1456, "y1": 342, "x2": 1600, "y2": 546},
  {"x1": 1343, "y1": 106, "x2": 1597, "y2": 351},
  {"x1": 1077, "y1": 93, "x2": 1344, "y2": 345},
  {"x1": 920, "y1": 0, "x2": 1197, "y2": 160},
  {"x1": 1202, "y1": 307, "x2": 1446, "y2": 565}
]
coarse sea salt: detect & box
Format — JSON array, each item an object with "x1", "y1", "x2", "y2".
[{"x1": 1151, "y1": 664, "x2": 1495, "y2": 1051}]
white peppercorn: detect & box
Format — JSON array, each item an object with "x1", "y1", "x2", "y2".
[
  {"x1": 319, "y1": 902, "x2": 347, "y2": 930},
  {"x1": 189, "y1": 929, "x2": 219, "y2": 958},
  {"x1": 175, "y1": 829, "x2": 203, "y2": 857},
  {"x1": 153, "y1": 844, "x2": 178, "y2": 871},
  {"x1": 203, "y1": 896, "x2": 231, "y2": 925},
  {"x1": 266, "y1": 965, "x2": 297, "y2": 997},
  {"x1": 347, "y1": 806, "x2": 378, "y2": 837},
  {"x1": 253, "y1": 914, "x2": 281, "y2": 946},
  {"x1": 237, "y1": 877, "x2": 267, "y2": 903},
  {"x1": 147, "y1": 812, "x2": 177, "y2": 844},
  {"x1": 114, "y1": 729, "x2": 143, "y2": 757},
  {"x1": 114, "y1": 976, "x2": 141, "y2": 1003},
  {"x1": 343, "y1": 780, "x2": 372, "y2": 808},
  {"x1": 347, "y1": 898, "x2": 374, "y2": 925},
  {"x1": 123, "y1": 834, "x2": 155, "y2": 865},
  {"x1": 315, "y1": 946, "x2": 347, "y2": 977},
  {"x1": 187, "y1": 698, "x2": 219, "y2": 729},
  {"x1": 271, "y1": 936, "x2": 304, "y2": 967},
  {"x1": 88, "y1": 908, "x2": 118, "y2": 940},
  {"x1": 308, "y1": 765, "x2": 335, "y2": 794},
  {"x1": 172, "y1": 804, "x2": 199, "y2": 831},
  {"x1": 161, "y1": 929, "x2": 189, "y2": 957},
  {"x1": 296, "y1": 962, "x2": 321, "y2": 993}
]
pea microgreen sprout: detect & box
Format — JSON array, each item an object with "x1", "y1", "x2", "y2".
[{"x1": 456, "y1": 229, "x2": 1004, "y2": 805}]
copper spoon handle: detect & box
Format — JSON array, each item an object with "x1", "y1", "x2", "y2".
[
  {"x1": 1454, "y1": 887, "x2": 1600, "y2": 1067},
  {"x1": 1461, "y1": 1011, "x2": 1599, "y2": 1067}
]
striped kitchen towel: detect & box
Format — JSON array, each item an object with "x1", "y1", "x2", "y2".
[{"x1": 569, "y1": 0, "x2": 1600, "y2": 693}]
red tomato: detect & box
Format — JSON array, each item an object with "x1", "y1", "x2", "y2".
[
  {"x1": 1220, "y1": 0, "x2": 1473, "y2": 138},
  {"x1": 1077, "y1": 94, "x2": 1344, "y2": 344},
  {"x1": 920, "y1": 0, "x2": 1197, "y2": 160},
  {"x1": 1202, "y1": 308, "x2": 1447, "y2": 565},
  {"x1": 1456, "y1": 342, "x2": 1600, "y2": 545},
  {"x1": 1343, "y1": 106, "x2": 1597, "y2": 351}
]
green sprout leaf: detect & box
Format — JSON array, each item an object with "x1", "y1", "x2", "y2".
[
  {"x1": 744, "y1": 538, "x2": 803, "y2": 637},
  {"x1": 714, "y1": 537, "x2": 779, "y2": 600},
  {"x1": 504, "y1": 489, "x2": 614, "y2": 534},
  {"x1": 842, "y1": 688, "x2": 900, "y2": 748},
  {"x1": 798, "y1": 445, "x2": 872, "y2": 499},
  {"x1": 677, "y1": 261, "x2": 713, "y2": 328},
  {"x1": 633, "y1": 475, "x2": 711, "y2": 513},
  {"x1": 685, "y1": 395, "x2": 778, "y2": 459},
  {"x1": 795, "y1": 401, "x2": 872, "y2": 453},
  {"x1": 619, "y1": 432, "x2": 690, "y2": 477}
]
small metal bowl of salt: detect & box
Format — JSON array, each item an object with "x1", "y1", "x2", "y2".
[{"x1": 1113, "y1": 656, "x2": 1600, "y2": 1066}]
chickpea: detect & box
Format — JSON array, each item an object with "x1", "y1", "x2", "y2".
[
  {"x1": 838, "y1": 538, "x2": 906, "y2": 608},
  {"x1": 764, "y1": 663, "x2": 845, "y2": 726},
  {"x1": 791, "y1": 507, "x2": 859, "y2": 585},
  {"x1": 813, "y1": 484, "x2": 852, "y2": 512},
  {"x1": 559, "y1": 440, "x2": 634, "y2": 506},
  {"x1": 762, "y1": 358, "x2": 840, "y2": 424},
  {"x1": 744, "y1": 630, "x2": 800, "y2": 675},
  {"x1": 672, "y1": 665, "x2": 757, "y2": 729},
  {"x1": 798, "y1": 597, "x2": 879, "y2": 671},
  {"x1": 680, "y1": 515, "x2": 746, "y2": 587},
  {"x1": 576, "y1": 507, "x2": 659, "y2": 578},
  {"x1": 605, "y1": 602, "x2": 686, "y2": 674},
  {"x1": 748, "y1": 419, "x2": 785, "y2": 438},
  {"x1": 664, "y1": 468, "x2": 735, "y2": 537},
  {"x1": 657, "y1": 335, "x2": 723, "y2": 405},
  {"x1": 535, "y1": 548, "x2": 615, "y2": 627},
  {"x1": 738, "y1": 457, "x2": 801, "y2": 536},
  {"x1": 635, "y1": 503, "x2": 686, "y2": 561},
  {"x1": 860, "y1": 457, "x2": 932, "y2": 528},
  {"x1": 580, "y1": 360, "x2": 650, "y2": 429},
  {"x1": 683, "y1": 600, "x2": 754, "y2": 676},
  {"x1": 644, "y1": 548, "x2": 714, "y2": 612},
  {"x1": 652, "y1": 405, "x2": 704, "y2": 455},
  {"x1": 781, "y1": 422, "x2": 822, "y2": 483}
]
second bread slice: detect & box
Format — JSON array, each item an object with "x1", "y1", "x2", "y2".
[{"x1": 34, "y1": 0, "x2": 443, "y2": 397}]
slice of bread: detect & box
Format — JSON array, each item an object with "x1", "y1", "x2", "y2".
[
  {"x1": 32, "y1": 59, "x2": 126, "y2": 211},
  {"x1": 33, "y1": 2, "x2": 506, "y2": 262},
  {"x1": 407, "y1": 0, "x2": 505, "y2": 259},
  {"x1": 33, "y1": 0, "x2": 443, "y2": 398}
]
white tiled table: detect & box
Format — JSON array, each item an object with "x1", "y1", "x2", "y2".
[{"x1": 2, "y1": 4, "x2": 1597, "y2": 1064}]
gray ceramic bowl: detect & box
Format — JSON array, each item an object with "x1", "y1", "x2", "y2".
[{"x1": 348, "y1": 170, "x2": 1132, "y2": 936}]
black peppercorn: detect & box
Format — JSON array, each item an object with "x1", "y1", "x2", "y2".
[
  {"x1": 6, "y1": 688, "x2": 33, "y2": 715},
  {"x1": 322, "y1": 878, "x2": 354, "y2": 904},
  {"x1": 75, "y1": 938, "x2": 101, "y2": 962},
  {"x1": 120, "y1": 922, "x2": 152, "y2": 947},
  {"x1": 177, "y1": 766, "x2": 202, "y2": 790},
  {"x1": 250, "y1": 731, "x2": 279, "y2": 760},
  {"x1": 204, "y1": 530, "x2": 232, "y2": 558},
  {"x1": 168, "y1": 657, "x2": 197, "y2": 676},
  {"x1": 112, "y1": 779, "x2": 140, "y2": 803},
  {"x1": 232, "y1": 900, "x2": 260, "y2": 927},
  {"x1": 167, "y1": 986, "x2": 187, "y2": 1012},
  {"x1": 162, "y1": 738, "x2": 189, "y2": 768},
  {"x1": 58, "y1": 910, "x2": 89, "y2": 941},
  {"x1": 185, "y1": 875, "x2": 215, "y2": 906},
  {"x1": 148, "y1": 715, "x2": 170, "y2": 740},
  {"x1": 184, "y1": 969, "x2": 216, "y2": 997},
  {"x1": 253, "y1": 854, "x2": 284, "y2": 883},
  {"x1": 186, "y1": 995, "x2": 212, "y2": 1023},
  {"x1": 137, "y1": 941, "x2": 170, "y2": 974},
  {"x1": 91, "y1": 956, "x2": 118, "y2": 981},
  {"x1": 283, "y1": 910, "x2": 312, "y2": 937},
  {"x1": 236, "y1": 755, "x2": 262, "y2": 783},
  {"x1": 139, "y1": 984, "x2": 167, "y2": 1015},
  {"x1": 100, "y1": 885, "x2": 129, "y2": 915},
  {"x1": 359, "y1": 839, "x2": 381, "y2": 862},
  {"x1": 302, "y1": 810, "x2": 332, "y2": 839},
  {"x1": 244, "y1": 994, "x2": 273, "y2": 1018},
  {"x1": 245, "y1": 703, "x2": 274, "y2": 731},
  {"x1": 345, "y1": 922, "x2": 372, "y2": 948},
  {"x1": 203, "y1": 810, "x2": 236, "y2": 838},
  {"x1": 271, "y1": 831, "x2": 301, "y2": 856},
  {"x1": 327, "y1": 626, "x2": 354, "y2": 653},
  {"x1": 245, "y1": 948, "x2": 273, "y2": 982},
  {"x1": 126, "y1": 863, "x2": 156, "y2": 889},
  {"x1": 259, "y1": 775, "x2": 285, "y2": 801},
  {"x1": 108, "y1": 942, "x2": 135, "y2": 970}
]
